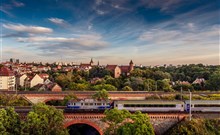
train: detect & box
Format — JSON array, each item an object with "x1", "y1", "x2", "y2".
[{"x1": 65, "y1": 99, "x2": 220, "y2": 112}]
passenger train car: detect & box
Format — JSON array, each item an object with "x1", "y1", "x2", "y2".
[
  {"x1": 184, "y1": 100, "x2": 220, "y2": 112},
  {"x1": 66, "y1": 99, "x2": 111, "y2": 111},
  {"x1": 113, "y1": 100, "x2": 184, "y2": 112}
]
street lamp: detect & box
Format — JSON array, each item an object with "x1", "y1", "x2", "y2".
[{"x1": 188, "y1": 89, "x2": 192, "y2": 121}]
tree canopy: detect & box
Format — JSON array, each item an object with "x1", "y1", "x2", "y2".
[
  {"x1": 24, "y1": 103, "x2": 68, "y2": 135},
  {"x1": 103, "y1": 109, "x2": 154, "y2": 135}
]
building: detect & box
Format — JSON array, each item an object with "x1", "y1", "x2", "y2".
[
  {"x1": 120, "y1": 60, "x2": 134, "y2": 75},
  {"x1": 25, "y1": 74, "x2": 44, "y2": 88},
  {"x1": 0, "y1": 66, "x2": 15, "y2": 90},
  {"x1": 106, "y1": 65, "x2": 121, "y2": 78},
  {"x1": 79, "y1": 58, "x2": 94, "y2": 70},
  {"x1": 17, "y1": 74, "x2": 27, "y2": 87},
  {"x1": 106, "y1": 60, "x2": 134, "y2": 78},
  {"x1": 193, "y1": 78, "x2": 205, "y2": 85}
]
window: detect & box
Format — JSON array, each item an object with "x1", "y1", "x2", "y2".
[
  {"x1": 124, "y1": 104, "x2": 176, "y2": 107},
  {"x1": 194, "y1": 104, "x2": 220, "y2": 107}
]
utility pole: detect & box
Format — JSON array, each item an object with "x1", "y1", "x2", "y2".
[
  {"x1": 188, "y1": 89, "x2": 192, "y2": 121},
  {"x1": 15, "y1": 84, "x2": 17, "y2": 95},
  {"x1": 147, "y1": 79, "x2": 150, "y2": 91},
  {"x1": 180, "y1": 86, "x2": 182, "y2": 101}
]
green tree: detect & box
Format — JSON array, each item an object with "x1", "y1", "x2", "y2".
[
  {"x1": 166, "y1": 119, "x2": 220, "y2": 135},
  {"x1": 157, "y1": 79, "x2": 174, "y2": 92},
  {"x1": 0, "y1": 94, "x2": 30, "y2": 106},
  {"x1": 24, "y1": 103, "x2": 68, "y2": 135},
  {"x1": 206, "y1": 72, "x2": 220, "y2": 90},
  {"x1": 92, "y1": 89, "x2": 109, "y2": 100},
  {"x1": 0, "y1": 107, "x2": 23, "y2": 135},
  {"x1": 91, "y1": 84, "x2": 117, "y2": 91},
  {"x1": 103, "y1": 109, "x2": 154, "y2": 135},
  {"x1": 117, "y1": 111, "x2": 155, "y2": 135},
  {"x1": 121, "y1": 86, "x2": 133, "y2": 91}
]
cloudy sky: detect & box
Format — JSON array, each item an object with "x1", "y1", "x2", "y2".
[{"x1": 1, "y1": 0, "x2": 219, "y2": 65}]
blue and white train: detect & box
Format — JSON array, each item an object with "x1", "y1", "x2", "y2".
[
  {"x1": 66, "y1": 99, "x2": 111, "y2": 111},
  {"x1": 66, "y1": 99, "x2": 220, "y2": 112}
]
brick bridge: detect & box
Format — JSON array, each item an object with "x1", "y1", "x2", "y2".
[
  {"x1": 63, "y1": 113, "x2": 189, "y2": 135},
  {"x1": 16, "y1": 91, "x2": 213, "y2": 104},
  {"x1": 19, "y1": 112, "x2": 189, "y2": 135},
  {"x1": 62, "y1": 112, "x2": 220, "y2": 135}
]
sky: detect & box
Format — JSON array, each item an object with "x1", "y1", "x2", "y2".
[{"x1": 0, "y1": 0, "x2": 219, "y2": 66}]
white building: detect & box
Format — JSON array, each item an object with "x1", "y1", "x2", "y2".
[
  {"x1": 0, "y1": 66, "x2": 15, "y2": 90},
  {"x1": 25, "y1": 74, "x2": 44, "y2": 88},
  {"x1": 17, "y1": 74, "x2": 27, "y2": 87}
]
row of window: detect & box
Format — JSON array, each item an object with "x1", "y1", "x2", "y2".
[
  {"x1": 123, "y1": 104, "x2": 177, "y2": 107},
  {"x1": 194, "y1": 104, "x2": 220, "y2": 107},
  {"x1": 71, "y1": 103, "x2": 110, "y2": 106}
]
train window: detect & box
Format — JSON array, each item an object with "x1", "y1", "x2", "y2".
[
  {"x1": 74, "y1": 103, "x2": 75, "y2": 105},
  {"x1": 116, "y1": 104, "x2": 118, "y2": 107},
  {"x1": 194, "y1": 104, "x2": 220, "y2": 107},
  {"x1": 94, "y1": 103, "x2": 96, "y2": 105},
  {"x1": 85, "y1": 103, "x2": 89, "y2": 106},
  {"x1": 97, "y1": 103, "x2": 101, "y2": 105},
  {"x1": 90, "y1": 103, "x2": 93, "y2": 105},
  {"x1": 81, "y1": 103, "x2": 83, "y2": 106}
]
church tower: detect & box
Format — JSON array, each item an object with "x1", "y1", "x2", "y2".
[
  {"x1": 129, "y1": 60, "x2": 134, "y2": 71},
  {"x1": 90, "y1": 58, "x2": 94, "y2": 66}
]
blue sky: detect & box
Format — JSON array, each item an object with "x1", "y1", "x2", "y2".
[{"x1": 0, "y1": 0, "x2": 219, "y2": 65}]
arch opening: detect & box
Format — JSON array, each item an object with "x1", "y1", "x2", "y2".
[
  {"x1": 45, "y1": 99, "x2": 64, "y2": 106},
  {"x1": 64, "y1": 120, "x2": 103, "y2": 135},
  {"x1": 68, "y1": 123, "x2": 100, "y2": 135}
]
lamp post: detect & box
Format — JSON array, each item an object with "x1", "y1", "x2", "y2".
[{"x1": 188, "y1": 89, "x2": 192, "y2": 121}]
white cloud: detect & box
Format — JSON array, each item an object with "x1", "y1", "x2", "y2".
[
  {"x1": 96, "y1": 9, "x2": 105, "y2": 15},
  {"x1": 12, "y1": 0, "x2": 25, "y2": 7},
  {"x1": 141, "y1": 0, "x2": 183, "y2": 13},
  {"x1": 139, "y1": 29, "x2": 181, "y2": 42},
  {"x1": 95, "y1": 0, "x2": 102, "y2": 5},
  {"x1": 3, "y1": 23, "x2": 53, "y2": 34},
  {"x1": 88, "y1": 24, "x2": 93, "y2": 30},
  {"x1": 48, "y1": 18, "x2": 66, "y2": 25},
  {"x1": 17, "y1": 34, "x2": 108, "y2": 47}
]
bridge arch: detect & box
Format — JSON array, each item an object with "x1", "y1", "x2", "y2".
[
  {"x1": 64, "y1": 119, "x2": 103, "y2": 135},
  {"x1": 43, "y1": 98, "x2": 64, "y2": 103}
]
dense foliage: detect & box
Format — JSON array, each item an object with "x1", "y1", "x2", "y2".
[
  {"x1": 49, "y1": 64, "x2": 220, "y2": 91},
  {"x1": 0, "y1": 107, "x2": 23, "y2": 135},
  {"x1": 0, "y1": 104, "x2": 68, "y2": 135},
  {"x1": 92, "y1": 89, "x2": 109, "y2": 100},
  {"x1": 166, "y1": 119, "x2": 220, "y2": 135},
  {"x1": 0, "y1": 94, "x2": 31, "y2": 106},
  {"x1": 103, "y1": 109, "x2": 154, "y2": 135}
]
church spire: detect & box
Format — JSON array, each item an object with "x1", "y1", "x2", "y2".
[{"x1": 90, "y1": 58, "x2": 94, "y2": 65}]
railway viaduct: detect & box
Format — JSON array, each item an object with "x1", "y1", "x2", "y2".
[
  {"x1": 4, "y1": 91, "x2": 220, "y2": 134},
  {"x1": 19, "y1": 112, "x2": 188, "y2": 135},
  {"x1": 17, "y1": 91, "x2": 200, "y2": 104},
  {"x1": 62, "y1": 112, "x2": 220, "y2": 135}
]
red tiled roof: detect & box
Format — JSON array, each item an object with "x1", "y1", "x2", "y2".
[
  {"x1": 0, "y1": 66, "x2": 14, "y2": 76},
  {"x1": 80, "y1": 64, "x2": 91, "y2": 67},
  {"x1": 120, "y1": 66, "x2": 130, "y2": 73},
  {"x1": 39, "y1": 73, "x2": 49, "y2": 79},
  {"x1": 106, "y1": 65, "x2": 118, "y2": 71}
]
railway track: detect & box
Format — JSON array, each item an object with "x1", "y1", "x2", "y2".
[{"x1": 0, "y1": 91, "x2": 219, "y2": 95}]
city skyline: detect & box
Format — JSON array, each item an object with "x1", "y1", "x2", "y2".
[{"x1": 1, "y1": 0, "x2": 219, "y2": 65}]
